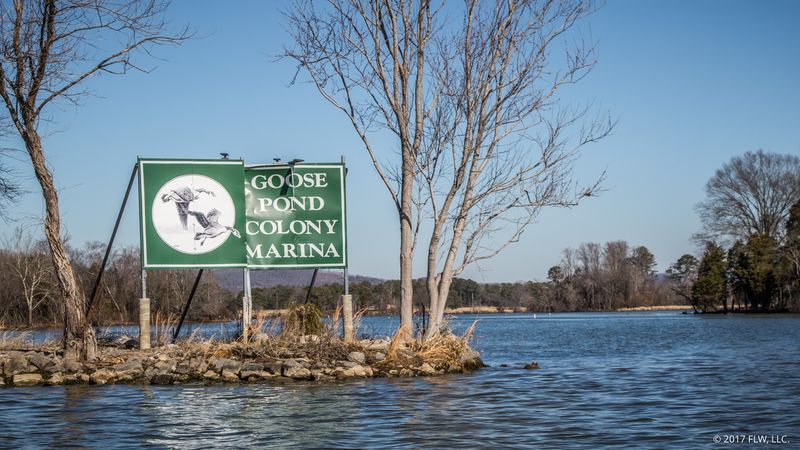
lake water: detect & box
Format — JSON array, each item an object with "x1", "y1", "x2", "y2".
[{"x1": 1, "y1": 312, "x2": 799, "y2": 448}]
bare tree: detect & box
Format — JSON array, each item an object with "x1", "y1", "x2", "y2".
[
  {"x1": 286, "y1": 0, "x2": 610, "y2": 338},
  {"x1": 3, "y1": 227, "x2": 54, "y2": 326},
  {"x1": 417, "y1": 0, "x2": 611, "y2": 336},
  {"x1": 285, "y1": 0, "x2": 436, "y2": 339},
  {"x1": 0, "y1": 0, "x2": 188, "y2": 359},
  {"x1": 696, "y1": 150, "x2": 800, "y2": 245},
  {"x1": 0, "y1": 148, "x2": 21, "y2": 217}
]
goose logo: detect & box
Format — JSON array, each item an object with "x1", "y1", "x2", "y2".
[{"x1": 152, "y1": 174, "x2": 241, "y2": 254}]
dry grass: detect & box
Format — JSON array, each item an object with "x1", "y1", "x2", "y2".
[
  {"x1": 152, "y1": 311, "x2": 179, "y2": 347},
  {"x1": 0, "y1": 328, "x2": 59, "y2": 351},
  {"x1": 382, "y1": 320, "x2": 478, "y2": 369},
  {"x1": 166, "y1": 307, "x2": 360, "y2": 363},
  {"x1": 0, "y1": 329, "x2": 33, "y2": 350}
]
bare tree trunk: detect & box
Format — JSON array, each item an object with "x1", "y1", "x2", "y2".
[
  {"x1": 399, "y1": 205, "x2": 414, "y2": 339},
  {"x1": 24, "y1": 129, "x2": 96, "y2": 360}
]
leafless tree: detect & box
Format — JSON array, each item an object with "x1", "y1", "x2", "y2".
[
  {"x1": 285, "y1": 0, "x2": 437, "y2": 339},
  {"x1": 286, "y1": 0, "x2": 611, "y2": 338},
  {"x1": 0, "y1": 0, "x2": 188, "y2": 359},
  {"x1": 0, "y1": 148, "x2": 21, "y2": 218},
  {"x1": 417, "y1": 0, "x2": 611, "y2": 336},
  {"x1": 695, "y1": 150, "x2": 800, "y2": 245},
  {"x1": 3, "y1": 227, "x2": 54, "y2": 326}
]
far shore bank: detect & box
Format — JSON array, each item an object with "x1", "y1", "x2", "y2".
[{"x1": 0, "y1": 306, "x2": 704, "y2": 331}]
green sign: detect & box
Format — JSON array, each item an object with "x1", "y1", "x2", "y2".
[
  {"x1": 244, "y1": 164, "x2": 347, "y2": 268},
  {"x1": 138, "y1": 158, "x2": 247, "y2": 269}
]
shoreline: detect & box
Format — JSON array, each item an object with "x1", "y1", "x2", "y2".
[{"x1": 0, "y1": 333, "x2": 484, "y2": 388}]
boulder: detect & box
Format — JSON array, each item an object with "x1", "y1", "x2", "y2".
[
  {"x1": 202, "y1": 370, "x2": 219, "y2": 380},
  {"x1": 151, "y1": 374, "x2": 174, "y2": 385},
  {"x1": 154, "y1": 360, "x2": 175, "y2": 374},
  {"x1": 522, "y1": 361, "x2": 540, "y2": 370},
  {"x1": 26, "y1": 352, "x2": 54, "y2": 371},
  {"x1": 417, "y1": 363, "x2": 436, "y2": 376},
  {"x1": 47, "y1": 372, "x2": 64, "y2": 385},
  {"x1": 175, "y1": 360, "x2": 192, "y2": 375},
  {"x1": 221, "y1": 370, "x2": 240, "y2": 382},
  {"x1": 348, "y1": 352, "x2": 366, "y2": 364},
  {"x1": 342, "y1": 364, "x2": 367, "y2": 377},
  {"x1": 4, "y1": 353, "x2": 31, "y2": 376},
  {"x1": 263, "y1": 361, "x2": 283, "y2": 375},
  {"x1": 460, "y1": 347, "x2": 485, "y2": 370},
  {"x1": 115, "y1": 357, "x2": 143, "y2": 372},
  {"x1": 240, "y1": 362, "x2": 265, "y2": 379},
  {"x1": 90, "y1": 369, "x2": 117, "y2": 385},
  {"x1": 13, "y1": 373, "x2": 43, "y2": 387},
  {"x1": 283, "y1": 360, "x2": 312, "y2": 380},
  {"x1": 63, "y1": 356, "x2": 82, "y2": 373},
  {"x1": 212, "y1": 358, "x2": 241, "y2": 373},
  {"x1": 372, "y1": 352, "x2": 386, "y2": 362},
  {"x1": 363, "y1": 339, "x2": 390, "y2": 351}
]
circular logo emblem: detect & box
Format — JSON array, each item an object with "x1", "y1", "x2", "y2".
[{"x1": 152, "y1": 174, "x2": 239, "y2": 254}]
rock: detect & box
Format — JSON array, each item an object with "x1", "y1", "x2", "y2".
[
  {"x1": 221, "y1": 370, "x2": 240, "y2": 382},
  {"x1": 340, "y1": 361, "x2": 359, "y2": 369},
  {"x1": 363, "y1": 339, "x2": 390, "y2": 351},
  {"x1": 4, "y1": 353, "x2": 31, "y2": 376},
  {"x1": 175, "y1": 360, "x2": 192, "y2": 375},
  {"x1": 154, "y1": 360, "x2": 175, "y2": 373},
  {"x1": 212, "y1": 358, "x2": 241, "y2": 373},
  {"x1": 114, "y1": 357, "x2": 143, "y2": 372},
  {"x1": 523, "y1": 361, "x2": 539, "y2": 370},
  {"x1": 240, "y1": 362, "x2": 265, "y2": 379},
  {"x1": 348, "y1": 352, "x2": 366, "y2": 364},
  {"x1": 63, "y1": 374, "x2": 79, "y2": 383},
  {"x1": 399, "y1": 368, "x2": 414, "y2": 377},
  {"x1": 372, "y1": 352, "x2": 386, "y2": 362},
  {"x1": 13, "y1": 373, "x2": 43, "y2": 386},
  {"x1": 27, "y1": 352, "x2": 53, "y2": 371},
  {"x1": 151, "y1": 374, "x2": 174, "y2": 385},
  {"x1": 80, "y1": 373, "x2": 91, "y2": 383},
  {"x1": 90, "y1": 369, "x2": 117, "y2": 385},
  {"x1": 47, "y1": 372, "x2": 64, "y2": 386},
  {"x1": 202, "y1": 370, "x2": 219, "y2": 380},
  {"x1": 63, "y1": 356, "x2": 82, "y2": 373},
  {"x1": 283, "y1": 360, "x2": 312, "y2": 380},
  {"x1": 460, "y1": 347, "x2": 485, "y2": 370},
  {"x1": 342, "y1": 364, "x2": 367, "y2": 377},
  {"x1": 418, "y1": 363, "x2": 436, "y2": 376},
  {"x1": 263, "y1": 362, "x2": 283, "y2": 375}
]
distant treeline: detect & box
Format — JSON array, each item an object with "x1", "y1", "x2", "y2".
[
  {"x1": 3, "y1": 225, "x2": 798, "y2": 328},
  {"x1": 0, "y1": 230, "x2": 686, "y2": 328}
]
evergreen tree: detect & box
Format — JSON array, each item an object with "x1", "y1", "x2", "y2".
[{"x1": 691, "y1": 242, "x2": 727, "y2": 312}]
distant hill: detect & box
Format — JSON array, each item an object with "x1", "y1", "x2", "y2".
[{"x1": 213, "y1": 269, "x2": 384, "y2": 292}]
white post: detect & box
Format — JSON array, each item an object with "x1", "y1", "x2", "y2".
[
  {"x1": 243, "y1": 267, "x2": 252, "y2": 342},
  {"x1": 340, "y1": 154, "x2": 354, "y2": 343},
  {"x1": 139, "y1": 269, "x2": 150, "y2": 350}
]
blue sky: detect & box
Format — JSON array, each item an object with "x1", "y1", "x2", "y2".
[{"x1": 2, "y1": 0, "x2": 799, "y2": 282}]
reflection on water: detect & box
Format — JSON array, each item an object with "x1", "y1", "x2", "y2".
[{"x1": 2, "y1": 312, "x2": 799, "y2": 448}]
